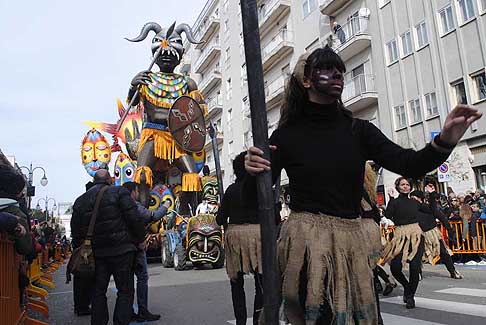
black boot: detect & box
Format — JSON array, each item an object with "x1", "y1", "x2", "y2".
[
  {"x1": 383, "y1": 282, "x2": 396, "y2": 296},
  {"x1": 137, "y1": 309, "x2": 161, "y2": 322},
  {"x1": 405, "y1": 295, "x2": 416, "y2": 309}
]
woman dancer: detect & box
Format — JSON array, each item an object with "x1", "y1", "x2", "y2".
[{"x1": 244, "y1": 46, "x2": 481, "y2": 324}]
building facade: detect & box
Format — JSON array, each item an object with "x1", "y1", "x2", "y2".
[{"x1": 182, "y1": 0, "x2": 486, "y2": 194}]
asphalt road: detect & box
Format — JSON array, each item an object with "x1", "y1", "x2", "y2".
[{"x1": 43, "y1": 261, "x2": 486, "y2": 325}]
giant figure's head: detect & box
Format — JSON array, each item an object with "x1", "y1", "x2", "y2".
[
  {"x1": 149, "y1": 183, "x2": 175, "y2": 212},
  {"x1": 114, "y1": 153, "x2": 136, "y2": 186},
  {"x1": 126, "y1": 22, "x2": 203, "y2": 72},
  {"x1": 81, "y1": 129, "x2": 111, "y2": 177}
]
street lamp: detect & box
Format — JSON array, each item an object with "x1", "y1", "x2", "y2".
[
  {"x1": 20, "y1": 163, "x2": 48, "y2": 209},
  {"x1": 36, "y1": 196, "x2": 56, "y2": 223}
]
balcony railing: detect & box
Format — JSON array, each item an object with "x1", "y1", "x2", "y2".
[
  {"x1": 206, "y1": 95, "x2": 223, "y2": 113},
  {"x1": 262, "y1": 29, "x2": 293, "y2": 62},
  {"x1": 330, "y1": 16, "x2": 369, "y2": 50},
  {"x1": 195, "y1": 14, "x2": 220, "y2": 48},
  {"x1": 265, "y1": 76, "x2": 285, "y2": 98},
  {"x1": 199, "y1": 68, "x2": 222, "y2": 93},
  {"x1": 342, "y1": 74, "x2": 376, "y2": 102},
  {"x1": 258, "y1": 0, "x2": 290, "y2": 27},
  {"x1": 194, "y1": 38, "x2": 221, "y2": 72}
]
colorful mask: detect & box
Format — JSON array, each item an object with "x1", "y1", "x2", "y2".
[
  {"x1": 149, "y1": 183, "x2": 175, "y2": 212},
  {"x1": 192, "y1": 150, "x2": 206, "y2": 173},
  {"x1": 201, "y1": 175, "x2": 218, "y2": 203},
  {"x1": 81, "y1": 128, "x2": 111, "y2": 177},
  {"x1": 114, "y1": 153, "x2": 136, "y2": 186}
]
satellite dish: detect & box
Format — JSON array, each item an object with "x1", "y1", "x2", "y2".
[{"x1": 359, "y1": 8, "x2": 371, "y2": 18}]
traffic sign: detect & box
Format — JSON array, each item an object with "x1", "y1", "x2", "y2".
[{"x1": 437, "y1": 162, "x2": 451, "y2": 183}]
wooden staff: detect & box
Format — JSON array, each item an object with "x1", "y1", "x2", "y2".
[{"x1": 240, "y1": 0, "x2": 280, "y2": 323}]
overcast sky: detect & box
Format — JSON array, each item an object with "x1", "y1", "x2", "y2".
[{"x1": 0, "y1": 0, "x2": 207, "y2": 209}]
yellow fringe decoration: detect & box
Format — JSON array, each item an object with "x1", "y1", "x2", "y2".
[
  {"x1": 138, "y1": 128, "x2": 186, "y2": 160},
  {"x1": 182, "y1": 173, "x2": 202, "y2": 192},
  {"x1": 134, "y1": 166, "x2": 153, "y2": 189},
  {"x1": 188, "y1": 90, "x2": 208, "y2": 116}
]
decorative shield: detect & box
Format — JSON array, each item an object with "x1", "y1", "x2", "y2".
[{"x1": 168, "y1": 96, "x2": 206, "y2": 152}]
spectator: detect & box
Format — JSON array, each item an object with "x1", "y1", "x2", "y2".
[
  {"x1": 0, "y1": 211, "x2": 27, "y2": 239},
  {"x1": 332, "y1": 21, "x2": 346, "y2": 44},
  {"x1": 123, "y1": 182, "x2": 170, "y2": 322},
  {"x1": 71, "y1": 170, "x2": 145, "y2": 325},
  {"x1": 470, "y1": 202, "x2": 482, "y2": 250},
  {"x1": 459, "y1": 195, "x2": 472, "y2": 246}
]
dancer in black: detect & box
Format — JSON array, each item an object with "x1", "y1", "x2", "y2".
[
  {"x1": 245, "y1": 46, "x2": 482, "y2": 323},
  {"x1": 410, "y1": 185, "x2": 463, "y2": 279},
  {"x1": 217, "y1": 152, "x2": 263, "y2": 325}
]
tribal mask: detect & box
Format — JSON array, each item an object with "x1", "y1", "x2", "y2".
[
  {"x1": 192, "y1": 150, "x2": 206, "y2": 173},
  {"x1": 126, "y1": 21, "x2": 202, "y2": 71},
  {"x1": 149, "y1": 183, "x2": 175, "y2": 212},
  {"x1": 114, "y1": 153, "x2": 135, "y2": 186},
  {"x1": 81, "y1": 129, "x2": 111, "y2": 177},
  {"x1": 201, "y1": 176, "x2": 218, "y2": 203}
]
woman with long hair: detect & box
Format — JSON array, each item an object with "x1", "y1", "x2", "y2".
[{"x1": 244, "y1": 45, "x2": 481, "y2": 324}]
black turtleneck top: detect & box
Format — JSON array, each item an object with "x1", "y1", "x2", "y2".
[{"x1": 247, "y1": 101, "x2": 451, "y2": 219}]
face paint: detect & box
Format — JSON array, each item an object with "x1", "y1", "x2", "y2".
[
  {"x1": 192, "y1": 150, "x2": 206, "y2": 173},
  {"x1": 310, "y1": 67, "x2": 344, "y2": 99},
  {"x1": 114, "y1": 153, "x2": 136, "y2": 186},
  {"x1": 149, "y1": 183, "x2": 175, "y2": 211},
  {"x1": 81, "y1": 129, "x2": 111, "y2": 177}
]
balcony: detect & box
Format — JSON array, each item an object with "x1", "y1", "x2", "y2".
[
  {"x1": 195, "y1": 15, "x2": 220, "y2": 50},
  {"x1": 194, "y1": 38, "x2": 221, "y2": 74},
  {"x1": 258, "y1": 0, "x2": 291, "y2": 36},
  {"x1": 319, "y1": 0, "x2": 352, "y2": 16},
  {"x1": 342, "y1": 74, "x2": 378, "y2": 112},
  {"x1": 328, "y1": 16, "x2": 371, "y2": 61},
  {"x1": 199, "y1": 69, "x2": 222, "y2": 95},
  {"x1": 265, "y1": 76, "x2": 286, "y2": 108},
  {"x1": 262, "y1": 30, "x2": 294, "y2": 72},
  {"x1": 206, "y1": 94, "x2": 223, "y2": 119}
]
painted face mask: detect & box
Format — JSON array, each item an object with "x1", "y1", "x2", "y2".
[
  {"x1": 310, "y1": 67, "x2": 344, "y2": 99},
  {"x1": 114, "y1": 153, "x2": 136, "y2": 186},
  {"x1": 149, "y1": 183, "x2": 175, "y2": 211},
  {"x1": 81, "y1": 129, "x2": 111, "y2": 177},
  {"x1": 192, "y1": 150, "x2": 206, "y2": 173}
]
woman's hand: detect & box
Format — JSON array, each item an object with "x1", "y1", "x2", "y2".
[
  {"x1": 244, "y1": 145, "x2": 276, "y2": 175},
  {"x1": 440, "y1": 104, "x2": 482, "y2": 146}
]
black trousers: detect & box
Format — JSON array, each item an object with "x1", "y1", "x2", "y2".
[
  {"x1": 230, "y1": 272, "x2": 263, "y2": 325},
  {"x1": 439, "y1": 241, "x2": 456, "y2": 275},
  {"x1": 73, "y1": 274, "x2": 94, "y2": 311},
  {"x1": 91, "y1": 252, "x2": 135, "y2": 325},
  {"x1": 390, "y1": 238, "x2": 425, "y2": 298},
  {"x1": 373, "y1": 265, "x2": 391, "y2": 284}
]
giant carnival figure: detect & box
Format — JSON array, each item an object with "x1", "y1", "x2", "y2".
[{"x1": 125, "y1": 22, "x2": 207, "y2": 216}]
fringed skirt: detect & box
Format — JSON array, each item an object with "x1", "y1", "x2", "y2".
[
  {"x1": 423, "y1": 227, "x2": 452, "y2": 265},
  {"x1": 380, "y1": 223, "x2": 423, "y2": 266},
  {"x1": 278, "y1": 212, "x2": 378, "y2": 325},
  {"x1": 361, "y1": 218, "x2": 383, "y2": 269},
  {"x1": 225, "y1": 223, "x2": 262, "y2": 280}
]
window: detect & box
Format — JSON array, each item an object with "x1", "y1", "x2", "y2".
[
  {"x1": 227, "y1": 108, "x2": 233, "y2": 130},
  {"x1": 394, "y1": 105, "x2": 407, "y2": 129},
  {"x1": 472, "y1": 72, "x2": 486, "y2": 101},
  {"x1": 224, "y1": 19, "x2": 229, "y2": 32},
  {"x1": 302, "y1": 0, "x2": 317, "y2": 18},
  {"x1": 386, "y1": 39, "x2": 399, "y2": 64},
  {"x1": 481, "y1": 0, "x2": 486, "y2": 13},
  {"x1": 228, "y1": 140, "x2": 234, "y2": 156},
  {"x1": 401, "y1": 31, "x2": 413, "y2": 56},
  {"x1": 452, "y1": 80, "x2": 468, "y2": 104},
  {"x1": 226, "y1": 78, "x2": 232, "y2": 100},
  {"x1": 415, "y1": 21, "x2": 429, "y2": 48},
  {"x1": 409, "y1": 99, "x2": 422, "y2": 124},
  {"x1": 457, "y1": 0, "x2": 475, "y2": 22},
  {"x1": 425, "y1": 92, "x2": 439, "y2": 117},
  {"x1": 439, "y1": 5, "x2": 455, "y2": 34},
  {"x1": 225, "y1": 47, "x2": 230, "y2": 62}
]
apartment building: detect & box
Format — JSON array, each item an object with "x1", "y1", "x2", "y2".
[{"x1": 182, "y1": 0, "x2": 486, "y2": 193}]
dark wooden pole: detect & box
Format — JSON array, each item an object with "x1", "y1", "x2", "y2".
[{"x1": 240, "y1": 1, "x2": 280, "y2": 324}]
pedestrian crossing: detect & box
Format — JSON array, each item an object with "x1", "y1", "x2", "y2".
[{"x1": 228, "y1": 288, "x2": 486, "y2": 325}]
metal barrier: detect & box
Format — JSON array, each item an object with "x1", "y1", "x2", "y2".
[
  {"x1": 381, "y1": 220, "x2": 486, "y2": 254},
  {"x1": 0, "y1": 234, "x2": 22, "y2": 325}
]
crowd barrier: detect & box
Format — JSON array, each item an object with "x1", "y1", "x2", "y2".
[
  {"x1": 1, "y1": 234, "x2": 68, "y2": 325},
  {"x1": 381, "y1": 220, "x2": 486, "y2": 254}
]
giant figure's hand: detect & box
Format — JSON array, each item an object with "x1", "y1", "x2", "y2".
[
  {"x1": 130, "y1": 70, "x2": 152, "y2": 88},
  {"x1": 439, "y1": 104, "x2": 482, "y2": 146}
]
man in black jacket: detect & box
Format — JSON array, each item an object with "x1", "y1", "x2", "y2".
[{"x1": 71, "y1": 170, "x2": 145, "y2": 325}]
